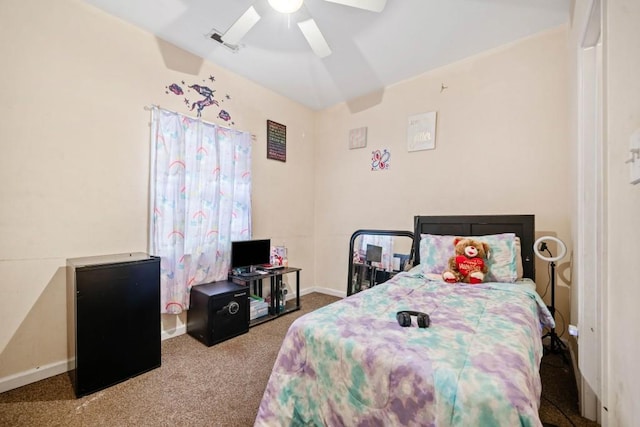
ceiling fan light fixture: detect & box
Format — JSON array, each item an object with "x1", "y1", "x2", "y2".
[
  {"x1": 222, "y1": 6, "x2": 261, "y2": 45},
  {"x1": 298, "y1": 18, "x2": 332, "y2": 58},
  {"x1": 324, "y1": 0, "x2": 387, "y2": 13},
  {"x1": 268, "y1": 0, "x2": 304, "y2": 14}
]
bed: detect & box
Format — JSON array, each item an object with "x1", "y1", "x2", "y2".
[{"x1": 255, "y1": 215, "x2": 554, "y2": 426}]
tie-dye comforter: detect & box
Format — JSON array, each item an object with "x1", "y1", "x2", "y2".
[{"x1": 255, "y1": 271, "x2": 554, "y2": 427}]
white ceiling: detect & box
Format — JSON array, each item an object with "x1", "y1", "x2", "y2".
[{"x1": 84, "y1": 0, "x2": 571, "y2": 111}]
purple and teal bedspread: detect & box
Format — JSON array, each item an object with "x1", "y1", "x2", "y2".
[{"x1": 255, "y1": 272, "x2": 555, "y2": 427}]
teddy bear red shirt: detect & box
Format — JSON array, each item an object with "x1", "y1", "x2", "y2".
[{"x1": 455, "y1": 255, "x2": 485, "y2": 284}]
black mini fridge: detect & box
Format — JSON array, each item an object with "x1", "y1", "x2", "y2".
[{"x1": 67, "y1": 253, "x2": 161, "y2": 397}]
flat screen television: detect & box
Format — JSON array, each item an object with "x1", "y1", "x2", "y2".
[{"x1": 230, "y1": 239, "x2": 271, "y2": 270}]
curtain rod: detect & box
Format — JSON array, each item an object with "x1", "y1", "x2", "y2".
[{"x1": 144, "y1": 104, "x2": 254, "y2": 137}]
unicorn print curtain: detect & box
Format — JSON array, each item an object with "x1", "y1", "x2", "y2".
[{"x1": 149, "y1": 108, "x2": 252, "y2": 314}]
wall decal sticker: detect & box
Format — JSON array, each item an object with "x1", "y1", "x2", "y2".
[
  {"x1": 163, "y1": 74, "x2": 236, "y2": 125},
  {"x1": 188, "y1": 84, "x2": 218, "y2": 117},
  {"x1": 371, "y1": 149, "x2": 390, "y2": 171},
  {"x1": 167, "y1": 83, "x2": 183, "y2": 95},
  {"x1": 218, "y1": 110, "x2": 231, "y2": 122}
]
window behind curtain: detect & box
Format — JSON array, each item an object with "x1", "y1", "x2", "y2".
[
  {"x1": 149, "y1": 108, "x2": 252, "y2": 314},
  {"x1": 359, "y1": 235, "x2": 394, "y2": 271}
]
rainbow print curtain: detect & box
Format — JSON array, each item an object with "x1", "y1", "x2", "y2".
[{"x1": 149, "y1": 108, "x2": 252, "y2": 314}]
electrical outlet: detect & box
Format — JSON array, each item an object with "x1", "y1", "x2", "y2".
[{"x1": 630, "y1": 129, "x2": 640, "y2": 185}]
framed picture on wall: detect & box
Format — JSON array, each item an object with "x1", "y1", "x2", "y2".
[
  {"x1": 267, "y1": 120, "x2": 286, "y2": 162},
  {"x1": 348, "y1": 127, "x2": 367, "y2": 149},
  {"x1": 407, "y1": 112, "x2": 437, "y2": 152}
]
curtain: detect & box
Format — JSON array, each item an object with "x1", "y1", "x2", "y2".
[{"x1": 149, "y1": 107, "x2": 252, "y2": 314}]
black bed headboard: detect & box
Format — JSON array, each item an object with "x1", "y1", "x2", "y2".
[{"x1": 413, "y1": 215, "x2": 535, "y2": 281}]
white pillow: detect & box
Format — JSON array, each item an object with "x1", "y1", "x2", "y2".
[
  {"x1": 419, "y1": 233, "x2": 518, "y2": 283},
  {"x1": 515, "y1": 236, "x2": 524, "y2": 280}
]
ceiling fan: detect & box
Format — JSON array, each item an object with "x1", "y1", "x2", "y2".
[{"x1": 209, "y1": 0, "x2": 387, "y2": 58}]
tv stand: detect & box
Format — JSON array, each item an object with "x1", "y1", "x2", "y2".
[
  {"x1": 238, "y1": 270, "x2": 263, "y2": 278},
  {"x1": 230, "y1": 267, "x2": 301, "y2": 327}
]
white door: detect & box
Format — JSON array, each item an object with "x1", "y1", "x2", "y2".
[{"x1": 576, "y1": 0, "x2": 605, "y2": 422}]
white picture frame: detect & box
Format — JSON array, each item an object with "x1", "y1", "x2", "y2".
[
  {"x1": 407, "y1": 112, "x2": 437, "y2": 152},
  {"x1": 348, "y1": 126, "x2": 368, "y2": 149}
]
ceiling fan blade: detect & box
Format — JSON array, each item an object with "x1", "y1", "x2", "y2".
[
  {"x1": 222, "y1": 6, "x2": 261, "y2": 45},
  {"x1": 297, "y1": 18, "x2": 332, "y2": 58},
  {"x1": 322, "y1": 0, "x2": 386, "y2": 13}
]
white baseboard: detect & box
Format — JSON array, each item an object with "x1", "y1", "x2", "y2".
[
  {"x1": 568, "y1": 339, "x2": 599, "y2": 421},
  {"x1": 300, "y1": 286, "x2": 346, "y2": 299},
  {"x1": 0, "y1": 359, "x2": 70, "y2": 394},
  {"x1": 569, "y1": 341, "x2": 581, "y2": 399},
  {"x1": 0, "y1": 329, "x2": 186, "y2": 393},
  {"x1": 0, "y1": 287, "x2": 344, "y2": 394},
  {"x1": 161, "y1": 325, "x2": 186, "y2": 341}
]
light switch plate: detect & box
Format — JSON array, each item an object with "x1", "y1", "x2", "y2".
[{"x1": 631, "y1": 129, "x2": 640, "y2": 185}]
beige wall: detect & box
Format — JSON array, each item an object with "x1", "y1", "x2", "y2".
[
  {"x1": 0, "y1": 0, "x2": 315, "y2": 384},
  {"x1": 0, "y1": 0, "x2": 573, "y2": 391},
  {"x1": 315, "y1": 28, "x2": 571, "y2": 316},
  {"x1": 605, "y1": 0, "x2": 640, "y2": 424}
]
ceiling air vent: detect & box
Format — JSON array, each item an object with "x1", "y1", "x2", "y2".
[{"x1": 206, "y1": 28, "x2": 240, "y2": 53}]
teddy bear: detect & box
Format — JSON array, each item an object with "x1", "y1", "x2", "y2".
[{"x1": 442, "y1": 237, "x2": 490, "y2": 284}]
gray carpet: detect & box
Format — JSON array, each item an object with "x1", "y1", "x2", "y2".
[{"x1": 0, "y1": 292, "x2": 598, "y2": 426}]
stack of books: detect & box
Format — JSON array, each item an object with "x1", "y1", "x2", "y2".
[{"x1": 249, "y1": 295, "x2": 269, "y2": 320}]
